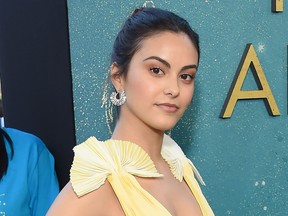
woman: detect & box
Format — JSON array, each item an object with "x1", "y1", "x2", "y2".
[
  {"x1": 47, "y1": 7, "x2": 214, "y2": 216},
  {"x1": 0, "y1": 127, "x2": 59, "y2": 216}
]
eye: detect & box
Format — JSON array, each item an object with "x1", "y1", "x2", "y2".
[
  {"x1": 180, "y1": 74, "x2": 194, "y2": 81},
  {"x1": 150, "y1": 67, "x2": 164, "y2": 75}
]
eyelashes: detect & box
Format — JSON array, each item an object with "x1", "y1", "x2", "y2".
[
  {"x1": 149, "y1": 66, "x2": 195, "y2": 81},
  {"x1": 180, "y1": 74, "x2": 194, "y2": 81},
  {"x1": 150, "y1": 67, "x2": 164, "y2": 75}
]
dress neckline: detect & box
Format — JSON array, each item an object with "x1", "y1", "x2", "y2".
[
  {"x1": 108, "y1": 134, "x2": 205, "y2": 184},
  {"x1": 70, "y1": 135, "x2": 211, "y2": 216}
]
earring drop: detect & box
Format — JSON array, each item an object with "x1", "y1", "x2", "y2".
[{"x1": 110, "y1": 90, "x2": 127, "y2": 106}]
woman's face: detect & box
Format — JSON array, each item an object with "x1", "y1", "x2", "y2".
[{"x1": 116, "y1": 31, "x2": 199, "y2": 132}]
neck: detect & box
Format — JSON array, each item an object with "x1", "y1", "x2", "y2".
[{"x1": 111, "y1": 115, "x2": 164, "y2": 161}]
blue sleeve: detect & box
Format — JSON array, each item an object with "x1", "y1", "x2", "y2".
[{"x1": 28, "y1": 142, "x2": 60, "y2": 216}]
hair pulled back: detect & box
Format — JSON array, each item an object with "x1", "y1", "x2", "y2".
[{"x1": 111, "y1": 7, "x2": 200, "y2": 77}]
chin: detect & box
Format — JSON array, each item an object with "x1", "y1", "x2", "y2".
[
  {"x1": 153, "y1": 122, "x2": 177, "y2": 132},
  {"x1": 147, "y1": 116, "x2": 180, "y2": 132}
]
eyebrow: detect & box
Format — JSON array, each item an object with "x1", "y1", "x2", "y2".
[{"x1": 143, "y1": 56, "x2": 198, "y2": 70}]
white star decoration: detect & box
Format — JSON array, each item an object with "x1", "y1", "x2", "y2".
[{"x1": 257, "y1": 43, "x2": 265, "y2": 53}]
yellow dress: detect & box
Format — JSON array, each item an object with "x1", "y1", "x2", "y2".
[{"x1": 70, "y1": 134, "x2": 215, "y2": 216}]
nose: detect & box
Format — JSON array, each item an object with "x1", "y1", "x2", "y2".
[{"x1": 163, "y1": 77, "x2": 180, "y2": 97}]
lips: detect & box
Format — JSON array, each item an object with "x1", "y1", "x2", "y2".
[{"x1": 156, "y1": 103, "x2": 180, "y2": 113}]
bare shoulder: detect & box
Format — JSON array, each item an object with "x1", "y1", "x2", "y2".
[{"x1": 46, "y1": 181, "x2": 125, "y2": 216}]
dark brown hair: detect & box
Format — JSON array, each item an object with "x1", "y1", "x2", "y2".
[{"x1": 111, "y1": 7, "x2": 200, "y2": 78}]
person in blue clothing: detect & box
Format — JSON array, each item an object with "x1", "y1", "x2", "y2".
[{"x1": 0, "y1": 127, "x2": 59, "y2": 216}]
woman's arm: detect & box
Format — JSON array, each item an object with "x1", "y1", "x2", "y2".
[{"x1": 46, "y1": 181, "x2": 125, "y2": 216}]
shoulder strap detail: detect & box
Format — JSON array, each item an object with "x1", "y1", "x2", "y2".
[
  {"x1": 161, "y1": 134, "x2": 205, "y2": 185},
  {"x1": 70, "y1": 137, "x2": 162, "y2": 197}
]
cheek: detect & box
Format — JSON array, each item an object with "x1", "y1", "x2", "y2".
[
  {"x1": 125, "y1": 75, "x2": 150, "y2": 101},
  {"x1": 181, "y1": 86, "x2": 195, "y2": 106},
  {"x1": 125, "y1": 72, "x2": 160, "y2": 100}
]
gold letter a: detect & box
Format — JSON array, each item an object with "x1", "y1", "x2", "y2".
[{"x1": 220, "y1": 43, "x2": 280, "y2": 118}]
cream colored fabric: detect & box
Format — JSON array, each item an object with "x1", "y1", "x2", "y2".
[{"x1": 70, "y1": 135, "x2": 214, "y2": 216}]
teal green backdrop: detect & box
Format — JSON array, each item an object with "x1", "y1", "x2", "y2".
[{"x1": 67, "y1": 1, "x2": 288, "y2": 215}]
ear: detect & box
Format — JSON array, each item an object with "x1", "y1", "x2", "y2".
[{"x1": 110, "y1": 62, "x2": 125, "y2": 91}]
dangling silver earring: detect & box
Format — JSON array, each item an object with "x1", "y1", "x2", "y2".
[{"x1": 110, "y1": 90, "x2": 126, "y2": 106}]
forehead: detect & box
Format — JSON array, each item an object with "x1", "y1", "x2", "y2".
[
  {"x1": 139, "y1": 31, "x2": 194, "y2": 48},
  {"x1": 132, "y1": 31, "x2": 198, "y2": 63}
]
